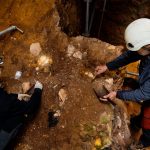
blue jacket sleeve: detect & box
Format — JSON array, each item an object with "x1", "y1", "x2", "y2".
[
  {"x1": 116, "y1": 78, "x2": 150, "y2": 102},
  {"x1": 106, "y1": 50, "x2": 142, "y2": 70}
]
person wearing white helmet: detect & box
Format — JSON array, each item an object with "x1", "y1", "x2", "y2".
[{"x1": 95, "y1": 18, "x2": 150, "y2": 147}]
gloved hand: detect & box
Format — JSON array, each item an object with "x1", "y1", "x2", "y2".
[
  {"x1": 34, "y1": 81, "x2": 43, "y2": 90},
  {"x1": 18, "y1": 94, "x2": 31, "y2": 101}
]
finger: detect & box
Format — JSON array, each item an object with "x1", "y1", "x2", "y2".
[
  {"x1": 21, "y1": 94, "x2": 30, "y2": 97},
  {"x1": 103, "y1": 95, "x2": 109, "y2": 99},
  {"x1": 99, "y1": 98, "x2": 108, "y2": 102}
]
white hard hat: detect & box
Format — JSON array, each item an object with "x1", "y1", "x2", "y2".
[{"x1": 125, "y1": 18, "x2": 150, "y2": 51}]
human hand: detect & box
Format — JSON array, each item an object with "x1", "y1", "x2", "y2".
[
  {"x1": 34, "y1": 81, "x2": 43, "y2": 90},
  {"x1": 22, "y1": 82, "x2": 31, "y2": 93},
  {"x1": 103, "y1": 91, "x2": 117, "y2": 101},
  {"x1": 95, "y1": 65, "x2": 108, "y2": 76},
  {"x1": 18, "y1": 94, "x2": 31, "y2": 101}
]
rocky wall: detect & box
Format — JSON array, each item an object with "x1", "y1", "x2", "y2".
[{"x1": 56, "y1": 0, "x2": 150, "y2": 45}]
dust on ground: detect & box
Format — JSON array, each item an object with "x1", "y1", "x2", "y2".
[{"x1": 0, "y1": 1, "x2": 143, "y2": 150}]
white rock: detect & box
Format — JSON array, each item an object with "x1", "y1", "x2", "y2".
[
  {"x1": 30, "y1": 42, "x2": 42, "y2": 56},
  {"x1": 58, "y1": 88, "x2": 67, "y2": 106},
  {"x1": 73, "y1": 51, "x2": 82, "y2": 60},
  {"x1": 84, "y1": 71, "x2": 95, "y2": 79},
  {"x1": 116, "y1": 116, "x2": 122, "y2": 128},
  {"x1": 54, "y1": 110, "x2": 61, "y2": 117},
  {"x1": 38, "y1": 55, "x2": 53, "y2": 67},
  {"x1": 15, "y1": 71, "x2": 22, "y2": 79},
  {"x1": 67, "y1": 44, "x2": 75, "y2": 57},
  {"x1": 35, "y1": 67, "x2": 39, "y2": 71}
]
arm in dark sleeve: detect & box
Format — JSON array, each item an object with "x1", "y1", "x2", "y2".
[
  {"x1": 23, "y1": 88, "x2": 42, "y2": 114},
  {"x1": 116, "y1": 79, "x2": 150, "y2": 102},
  {"x1": 14, "y1": 88, "x2": 42, "y2": 115},
  {"x1": 106, "y1": 50, "x2": 142, "y2": 70}
]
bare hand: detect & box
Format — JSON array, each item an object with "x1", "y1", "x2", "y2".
[
  {"x1": 18, "y1": 94, "x2": 31, "y2": 101},
  {"x1": 103, "y1": 91, "x2": 117, "y2": 101},
  {"x1": 95, "y1": 65, "x2": 108, "y2": 76},
  {"x1": 99, "y1": 97, "x2": 109, "y2": 102}
]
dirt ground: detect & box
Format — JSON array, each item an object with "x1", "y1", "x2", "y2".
[{"x1": 0, "y1": 1, "x2": 146, "y2": 150}]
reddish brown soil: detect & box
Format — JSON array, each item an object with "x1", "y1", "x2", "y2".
[{"x1": 0, "y1": 1, "x2": 145, "y2": 150}]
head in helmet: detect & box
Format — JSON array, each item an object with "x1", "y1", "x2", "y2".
[{"x1": 125, "y1": 18, "x2": 150, "y2": 56}]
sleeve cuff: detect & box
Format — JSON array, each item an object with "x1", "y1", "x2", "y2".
[
  {"x1": 106, "y1": 62, "x2": 116, "y2": 70},
  {"x1": 116, "y1": 91, "x2": 124, "y2": 100}
]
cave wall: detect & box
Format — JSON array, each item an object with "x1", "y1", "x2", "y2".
[
  {"x1": 56, "y1": 0, "x2": 150, "y2": 45},
  {"x1": 56, "y1": 0, "x2": 83, "y2": 36},
  {"x1": 101, "y1": 0, "x2": 150, "y2": 45}
]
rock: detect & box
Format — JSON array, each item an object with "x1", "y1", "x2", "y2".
[
  {"x1": 92, "y1": 77, "x2": 113, "y2": 98},
  {"x1": 54, "y1": 110, "x2": 61, "y2": 117},
  {"x1": 30, "y1": 42, "x2": 42, "y2": 56},
  {"x1": 73, "y1": 51, "x2": 82, "y2": 60},
  {"x1": 67, "y1": 44, "x2": 75, "y2": 57},
  {"x1": 37, "y1": 55, "x2": 53, "y2": 67},
  {"x1": 116, "y1": 116, "x2": 122, "y2": 129},
  {"x1": 15, "y1": 71, "x2": 22, "y2": 80},
  {"x1": 58, "y1": 88, "x2": 67, "y2": 106},
  {"x1": 107, "y1": 45, "x2": 116, "y2": 50},
  {"x1": 67, "y1": 44, "x2": 82, "y2": 59},
  {"x1": 84, "y1": 71, "x2": 95, "y2": 79},
  {"x1": 112, "y1": 106, "x2": 131, "y2": 147}
]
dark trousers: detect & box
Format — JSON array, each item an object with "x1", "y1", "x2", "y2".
[{"x1": 140, "y1": 129, "x2": 150, "y2": 147}]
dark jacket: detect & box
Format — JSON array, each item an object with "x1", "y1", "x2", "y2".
[
  {"x1": 106, "y1": 50, "x2": 150, "y2": 102},
  {"x1": 0, "y1": 88, "x2": 42, "y2": 132}
]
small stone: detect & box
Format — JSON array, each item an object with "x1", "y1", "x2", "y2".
[
  {"x1": 15, "y1": 71, "x2": 22, "y2": 79},
  {"x1": 84, "y1": 71, "x2": 95, "y2": 79},
  {"x1": 35, "y1": 67, "x2": 39, "y2": 71},
  {"x1": 67, "y1": 44, "x2": 75, "y2": 57},
  {"x1": 30, "y1": 42, "x2": 42, "y2": 56},
  {"x1": 116, "y1": 116, "x2": 122, "y2": 128},
  {"x1": 54, "y1": 110, "x2": 61, "y2": 117},
  {"x1": 11, "y1": 37, "x2": 16, "y2": 40},
  {"x1": 58, "y1": 88, "x2": 67, "y2": 106},
  {"x1": 73, "y1": 51, "x2": 82, "y2": 59},
  {"x1": 107, "y1": 45, "x2": 116, "y2": 50},
  {"x1": 38, "y1": 55, "x2": 53, "y2": 67}
]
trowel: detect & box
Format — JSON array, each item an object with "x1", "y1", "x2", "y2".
[
  {"x1": 0, "y1": 25, "x2": 23, "y2": 36},
  {"x1": 92, "y1": 80, "x2": 116, "y2": 106}
]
